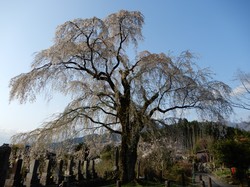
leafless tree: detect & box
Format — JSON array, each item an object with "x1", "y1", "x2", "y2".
[
  {"x1": 9, "y1": 10, "x2": 232, "y2": 182},
  {"x1": 231, "y1": 70, "x2": 250, "y2": 111}
]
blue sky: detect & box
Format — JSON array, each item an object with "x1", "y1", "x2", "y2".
[{"x1": 0, "y1": 1, "x2": 249, "y2": 140}]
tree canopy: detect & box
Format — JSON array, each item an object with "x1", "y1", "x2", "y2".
[{"x1": 9, "y1": 10, "x2": 232, "y2": 183}]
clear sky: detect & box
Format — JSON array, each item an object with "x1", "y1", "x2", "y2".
[{"x1": 0, "y1": 0, "x2": 250, "y2": 142}]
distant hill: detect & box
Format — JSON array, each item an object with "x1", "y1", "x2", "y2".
[
  {"x1": 232, "y1": 121, "x2": 250, "y2": 131},
  {"x1": 0, "y1": 129, "x2": 18, "y2": 145},
  {"x1": 50, "y1": 133, "x2": 121, "y2": 149},
  {"x1": 63, "y1": 133, "x2": 121, "y2": 146}
]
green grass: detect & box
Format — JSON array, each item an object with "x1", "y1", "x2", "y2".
[
  {"x1": 213, "y1": 168, "x2": 231, "y2": 178},
  {"x1": 213, "y1": 168, "x2": 233, "y2": 184},
  {"x1": 213, "y1": 168, "x2": 231, "y2": 181}
]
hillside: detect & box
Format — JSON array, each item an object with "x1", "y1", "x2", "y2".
[{"x1": 0, "y1": 129, "x2": 17, "y2": 145}]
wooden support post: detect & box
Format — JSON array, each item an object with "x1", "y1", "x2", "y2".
[
  {"x1": 116, "y1": 180, "x2": 121, "y2": 187},
  {"x1": 200, "y1": 180, "x2": 205, "y2": 187},
  {"x1": 182, "y1": 173, "x2": 185, "y2": 186},
  {"x1": 199, "y1": 174, "x2": 202, "y2": 181},
  {"x1": 165, "y1": 180, "x2": 171, "y2": 187},
  {"x1": 137, "y1": 160, "x2": 140, "y2": 179},
  {"x1": 208, "y1": 177, "x2": 212, "y2": 187}
]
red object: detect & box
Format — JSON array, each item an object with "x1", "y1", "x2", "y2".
[{"x1": 231, "y1": 167, "x2": 236, "y2": 175}]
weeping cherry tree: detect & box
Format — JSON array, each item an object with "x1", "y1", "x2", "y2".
[{"x1": 9, "y1": 10, "x2": 232, "y2": 183}]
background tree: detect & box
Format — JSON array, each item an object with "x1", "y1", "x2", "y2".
[
  {"x1": 212, "y1": 138, "x2": 250, "y2": 184},
  {"x1": 9, "y1": 10, "x2": 232, "y2": 183},
  {"x1": 232, "y1": 70, "x2": 250, "y2": 111}
]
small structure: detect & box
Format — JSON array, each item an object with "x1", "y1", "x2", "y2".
[{"x1": 196, "y1": 149, "x2": 210, "y2": 163}]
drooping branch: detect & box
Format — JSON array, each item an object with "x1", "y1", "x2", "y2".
[
  {"x1": 231, "y1": 70, "x2": 250, "y2": 110},
  {"x1": 142, "y1": 92, "x2": 159, "y2": 114},
  {"x1": 79, "y1": 113, "x2": 121, "y2": 134},
  {"x1": 52, "y1": 106, "x2": 121, "y2": 135}
]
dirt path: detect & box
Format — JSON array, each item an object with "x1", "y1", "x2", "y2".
[{"x1": 195, "y1": 173, "x2": 238, "y2": 187}]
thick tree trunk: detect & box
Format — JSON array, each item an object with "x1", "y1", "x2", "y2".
[
  {"x1": 117, "y1": 75, "x2": 143, "y2": 183},
  {"x1": 120, "y1": 130, "x2": 140, "y2": 183},
  {"x1": 118, "y1": 107, "x2": 144, "y2": 183}
]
